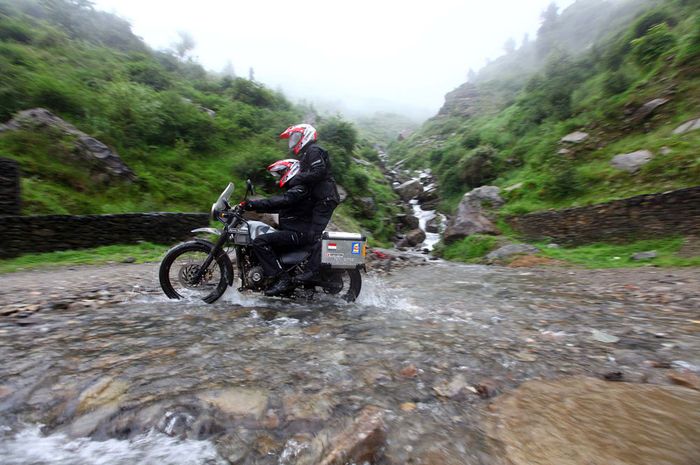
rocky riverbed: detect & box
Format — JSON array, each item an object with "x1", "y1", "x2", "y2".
[{"x1": 1, "y1": 261, "x2": 699, "y2": 464}]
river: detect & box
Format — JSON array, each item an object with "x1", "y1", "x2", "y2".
[{"x1": 1, "y1": 262, "x2": 699, "y2": 464}]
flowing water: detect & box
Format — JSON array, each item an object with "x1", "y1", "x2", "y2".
[{"x1": 1, "y1": 262, "x2": 699, "y2": 464}]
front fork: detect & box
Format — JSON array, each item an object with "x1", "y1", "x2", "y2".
[{"x1": 192, "y1": 231, "x2": 229, "y2": 283}]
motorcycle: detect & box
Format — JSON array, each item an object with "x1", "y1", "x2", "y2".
[{"x1": 159, "y1": 180, "x2": 365, "y2": 303}]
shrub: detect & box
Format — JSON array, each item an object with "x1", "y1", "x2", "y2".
[
  {"x1": 603, "y1": 69, "x2": 631, "y2": 95},
  {"x1": 458, "y1": 145, "x2": 499, "y2": 188},
  {"x1": 631, "y1": 23, "x2": 677, "y2": 66}
]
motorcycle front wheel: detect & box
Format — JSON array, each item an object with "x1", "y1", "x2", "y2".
[{"x1": 159, "y1": 241, "x2": 230, "y2": 304}]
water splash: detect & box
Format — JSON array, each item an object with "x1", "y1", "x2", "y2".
[{"x1": 0, "y1": 426, "x2": 226, "y2": 465}]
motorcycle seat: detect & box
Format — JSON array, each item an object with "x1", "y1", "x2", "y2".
[{"x1": 279, "y1": 249, "x2": 311, "y2": 265}]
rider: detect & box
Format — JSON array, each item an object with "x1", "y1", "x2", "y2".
[
  {"x1": 278, "y1": 124, "x2": 340, "y2": 281},
  {"x1": 242, "y1": 159, "x2": 315, "y2": 297}
]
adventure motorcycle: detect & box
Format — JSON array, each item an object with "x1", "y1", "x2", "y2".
[{"x1": 159, "y1": 181, "x2": 365, "y2": 303}]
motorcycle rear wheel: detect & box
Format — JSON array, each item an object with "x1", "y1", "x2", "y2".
[
  {"x1": 321, "y1": 269, "x2": 362, "y2": 302},
  {"x1": 159, "y1": 241, "x2": 230, "y2": 304}
]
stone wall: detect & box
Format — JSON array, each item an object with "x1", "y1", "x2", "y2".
[
  {"x1": 0, "y1": 213, "x2": 209, "y2": 258},
  {"x1": 506, "y1": 186, "x2": 700, "y2": 245},
  {"x1": 0, "y1": 157, "x2": 21, "y2": 216}
]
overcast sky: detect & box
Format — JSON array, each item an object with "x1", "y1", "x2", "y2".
[{"x1": 93, "y1": 0, "x2": 575, "y2": 120}]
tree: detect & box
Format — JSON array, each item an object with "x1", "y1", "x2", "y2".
[
  {"x1": 504, "y1": 37, "x2": 516, "y2": 54},
  {"x1": 536, "y1": 3, "x2": 559, "y2": 58},
  {"x1": 173, "y1": 30, "x2": 195, "y2": 60},
  {"x1": 222, "y1": 60, "x2": 235, "y2": 78},
  {"x1": 467, "y1": 68, "x2": 477, "y2": 82},
  {"x1": 248, "y1": 67, "x2": 255, "y2": 81}
]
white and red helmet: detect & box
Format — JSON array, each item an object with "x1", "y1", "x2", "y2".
[
  {"x1": 279, "y1": 124, "x2": 317, "y2": 155},
  {"x1": 267, "y1": 159, "x2": 300, "y2": 187}
]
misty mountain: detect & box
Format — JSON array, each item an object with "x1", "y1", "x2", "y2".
[{"x1": 391, "y1": 0, "x2": 699, "y2": 217}]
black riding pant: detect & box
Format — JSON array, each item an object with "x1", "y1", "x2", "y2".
[
  {"x1": 308, "y1": 199, "x2": 338, "y2": 274},
  {"x1": 252, "y1": 230, "x2": 313, "y2": 277}
]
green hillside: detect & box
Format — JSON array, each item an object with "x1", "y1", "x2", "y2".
[
  {"x1": 390, "y1": 0, "x2": 700, "y2": 216},
  {"x1": 0, "y1": 0, "x2": 399, "y2": 243}
]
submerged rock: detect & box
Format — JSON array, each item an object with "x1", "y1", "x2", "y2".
[{"x1": 486, "y1": 377, "x2": 700, "y2": 465}]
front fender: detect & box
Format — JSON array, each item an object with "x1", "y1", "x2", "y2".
[{"x1": 192, "y1": 227, "x2": 222, "y2": 236}]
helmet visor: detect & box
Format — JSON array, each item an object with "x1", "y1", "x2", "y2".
[{"x1": 288, "y1": 132, "x2": 302, "y2": 150}]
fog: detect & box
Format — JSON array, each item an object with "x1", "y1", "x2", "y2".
[{"x1": 93, "y1": 0, "x2": 575, "y2": 120}]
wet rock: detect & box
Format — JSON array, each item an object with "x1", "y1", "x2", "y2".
[
  {"x1": 77, "y1": 376, "x2": 128, "y2": 414},
  {"x1": 317, "y1": 405, "x2": 386, "y2": 465},
  {"x1": 611, "y1": 150, "x2": 653, "y2": 173},
  {"x1": 394, "y1": 179, "x2": 423, "y2": 201},
  {"x1": 487, "y1": 377, "x2": 700, "y2": 465},
  {"x1": 425, "y1": 217, "x2": 441, "y2": 233},
  {"x1": 283, "y1": 391, "x2": 334, "y2": 421},
  {"x1": 590, "y1": 329, "x2": 619, "y2": 344},
  {"x1": 673, "y1": 118, "x2": 700, "y2": 135},
  {"x1": 400, "y1": 402, "x2": 417, "y2": 412},
  {"x1": 474, "y1": 378, "x2": 500, "y2": 398},
  {"x1": 632, "y1": 251, "x2": 657, "y2": 261},
  {"x1": 667, "y1": 371, "x2": 700, "y2": 390},
  {"x1": 514, "y1": 351, "x2": 538, "y2": 362},
  {"x1": 399, "y1": 229, "x2": 426, "y2": 248},
  {"x1": 486, "y1": 244, "x2": 540, "y2": 263},
  {"x1": 433, "y1": 374, "x2": 472, "y2": 398},
  {"x1": 560, "y1": 131, "x2": 589, "y2": 144},
  {"x1": 396, "y1": 213, "x2": 419, "y2": 230},
  {"x1": 197, "y1": 388, "x2": 268, "y2": 419},
  {"x1": 216, "y1": 433, "x2": 251, "y2": 464},
  {"x1": 631, "y1": 98, "x2": 669, "y2": 122},
  {"x1": 399, "y1": 364, "x2": 418, "y2": 378},
  {"x1": 602, "y1": 371, "x2": 624, "y2": 381},
  {"x1": 443, "y1": 186, "x2": 503, "y2": 243},
  {"x1": 254, "y1": 433, "x2": 283, "y2": 456}
]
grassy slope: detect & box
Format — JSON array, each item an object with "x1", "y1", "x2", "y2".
[
  {"x1": 0, "y1": 0, "x2": 399, "y2": 246},
  {"x1": 390, "y1": 0, "x2": 700, "y2": 266}
]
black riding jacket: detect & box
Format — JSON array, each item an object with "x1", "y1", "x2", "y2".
[
  {"x1": 290, "y1": 143, "x2": 340, "y2": 203},
  {"x1": 247, "y1": 185, "x2": 315, "y2": 234}
]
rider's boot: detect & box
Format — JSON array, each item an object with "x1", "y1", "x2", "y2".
[
  {"x1": 295, "y1": 269, "x2": 317, "y2": 283},
  {"x1": 265, "y1": 272, "x2": 293, "y2": 297}
]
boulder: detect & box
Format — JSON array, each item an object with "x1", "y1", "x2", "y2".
[
  {"x1": 417, "y1": 187, "x2": 439, "y2": 204},
  {"x1": 631, "y1": 251, "x2": 657, "y2": 261},
  {"x1": 611, "y1": 150, "x2": 653, "y2": 173},
  {"x1": 631, "y1": 98, "x2": 669, "y2": 122},
  {"x1": 673, "y1": 118, "x2": 700, "y2": 135},
  {"x1": 357, "y1": 197, "x2": 376, "y2": 217},
  {"x1": 396, "y1": 213, "x2": 419, "y2": 230},
  {"x1": 394, "y1": 179, "x2": 423, "y2": 201},
  {"x1": 560, "y1": 131, "x2": 589, "y2": 144},
  {"x1": 3, "y1": 108, "x2": 136, "y2": 182},
  {"x1": 426, "y1": 217, "x2": 441, "y2": 233},
  {"x1": 486, "y1": 244, "x2": 540, "y2": 263},
  {"x1": 399, "y1": 229, "x2": 426, "y2": 248},
  {"x1": 443, "y1": 186, "x2": 503, "y2": 243}
]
